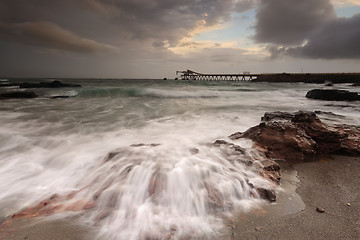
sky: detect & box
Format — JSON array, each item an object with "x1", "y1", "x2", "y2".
[{"x1": 0, "y1": 0, "x2": 359, "y2": 78}]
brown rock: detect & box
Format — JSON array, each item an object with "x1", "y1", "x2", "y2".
[
  {"x1": 232, "y1": 111, "x2": 360, "y2": 162},
  {"x1": 256, "y1": 188, "x2": 277, "y2": 202}
]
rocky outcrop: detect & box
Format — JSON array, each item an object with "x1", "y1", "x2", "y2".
[
  {"x1": 10, "y1": 190, "x2": 95, "y2": 220},
  {"x1": 0, "y1": 80, "x2": 81, "y2": 89},
  {"x1": 19, "y1": 80, "x2": 81, "y2": 88},
  {"x1": 306, "y1": 89, "x2": 360, "y2": 101},
  {"x1": 8, "y1": 111, "x2": 359, "y2": 223},
  {"x1": 230, "y1": 111, "x2": 360, "y2": 162},
  {"x1": 0, "y1": 91, "x2": 38, "y2": 99}
]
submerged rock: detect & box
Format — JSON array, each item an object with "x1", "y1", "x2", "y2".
[
  {"x1": 49, "y1": 95, "x2": 71, "y2": 99},
  {"x1": 306, "y1": 89, "x2": 360, "y2": 101},
  {"x1": 231, "y1": 111, "x2": 360, "y2": 162},
  {"x1": 212, "y1": 139, "x2": 280, "y2": 201},
  {"x1": 0, "y1": 91, "x2": 38, "y2": 99},
  {"x1": 19, "y1": 80, "x2": 81, "y2": 88},
  {"x1": 324, "y1": 81, "x2": 333, "y2": 86}
]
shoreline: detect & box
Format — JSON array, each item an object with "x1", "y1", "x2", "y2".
[{"x1": 231, "y1": 155, "x2": 360, "y2": 239}]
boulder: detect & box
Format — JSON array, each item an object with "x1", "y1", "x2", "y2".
[
  {"x1": 0, "y1": 91, "x2": 38, "y2": 99},
  {"x1": 306, "y1": 89, "x2": 360, "y2": 101},
  {"x1": 231, "y1": 111, "x2": 360, "y2": 162}
]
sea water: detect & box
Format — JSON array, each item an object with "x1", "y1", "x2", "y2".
[{"x1": 0, "y1": 79, "x2": 359, "y2": 239}]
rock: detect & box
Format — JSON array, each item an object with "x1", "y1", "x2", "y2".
[
  {"x1": 261, "y1": 111, "x2": 294, "y2": 122},
  {"x1": 256, "y1": 188, "x2": 277, "y2": 202},
  {"x1": 49, "y1": 95, "x2": 71, "y2": 99},
  {"x1": 232, "y1": 119, "x2": 317, "y2": 162},
  {"x1": 19, "y1": 80, "x2": 81, "y2": 88},
  {"x1": 0, "y1": 91, "x2": 38, "y2": 99},
  {"x1": 231, "y1": 111, "x2": 360, "y2": 162},
  {"x1": 189, "y1": 148, "x2": 199, "y2": 154},
  {"x1": 0, "y1": 83, "x2": 19, "y2": 88},
  {"x1": 306, "y1": 89, "x2": 360, "y2": 101},
  {"x1": 316, "y1": 207, "x2": 325, "y2": 213},
  {"x1": 213, "y1": 140, "x2": 246, "y2": 155},
  {"x1": 324, "y1": 81, "x2": 333, "y2": 86},
  {"x1": 213, "y1": 139, "x2": 281, "y2": 199}
]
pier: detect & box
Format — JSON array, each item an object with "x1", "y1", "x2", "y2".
[
  {"x1": 176, "y1": 70, "x2": 257, "y2": 81},
  {"x1": 175, "y1": 70, "x2": 360, "y2": 84}
]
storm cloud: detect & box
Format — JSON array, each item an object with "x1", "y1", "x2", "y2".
[
  {"x1": 0, "y1": 0, "x2": 358, "y2": 77},
  {"x1": 254, "y1": 0, "x2": 336, "y2": 45},
  {"x1": 0, "y1": 21, "x2": 116, "y2": 53},
  {"x1": 254, "y1": 0, "x2": 360, "y2": 60},
  {"x1": 281, "y1": 14, "x2": 360, "y2": 59},
  {"x1": 0, "y1": 0, "x2": 253, "y2": 51}
]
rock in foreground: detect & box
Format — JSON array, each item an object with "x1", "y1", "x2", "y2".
[
  {"x1": 306, "y1": 89, "x2": 360, "y2": 101},
  {"x1": 230, "y1": 111, "x2": 360, "y2": 162}
]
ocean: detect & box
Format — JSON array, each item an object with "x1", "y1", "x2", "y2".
[{"x1": 0, "y1": 79, "x2": 359, "y2": 239}]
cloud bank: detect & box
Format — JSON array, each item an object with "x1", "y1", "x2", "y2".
[
  {"x1": 255, "y1": 0, "x2": 360, "y2": 59},
  {"x1": 0, "y1": 21, "x2": 116, "y2": 53}
]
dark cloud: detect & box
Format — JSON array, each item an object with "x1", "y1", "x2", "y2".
[
  {"x1": 0, "y1": 21, "x2": 116, "y2": 53},
  {"x1": 0, "y1": 0, "x2": 244, "y2": 50},
  {"x1": 276, "y1": 14, "x2": 360, "y2": 59},
  {"x1": 254, "y1": 0, "x2": 336, "y2": 45},
  {"x1": 254, "y1": 0, "x2": 360, "y2": 60}
]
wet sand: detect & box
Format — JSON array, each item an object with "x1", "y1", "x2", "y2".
[
  {"x1": 231, "y1": 155, "x2": 360, "y2": 240},
  {"x1": 0, "y1": 217, "x2": 94, "y2": 240},
  {"x1": 1, "y1": 155, "x2": 359, "y2": 240}
]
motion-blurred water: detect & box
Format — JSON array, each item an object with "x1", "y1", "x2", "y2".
[{"x1": 0, "y1": 79, "x2": 359, "y2": 239}]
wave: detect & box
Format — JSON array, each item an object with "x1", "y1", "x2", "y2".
[{"x1": 77, "y1": 87, "x2": 222, "y2": 99}]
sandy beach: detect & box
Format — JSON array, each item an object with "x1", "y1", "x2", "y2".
[{"x1": 231, "y1": 155, "x2": 360, "y2": 240}]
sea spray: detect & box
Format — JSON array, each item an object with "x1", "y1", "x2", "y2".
[
  {"x1": 1, "y1": 79, "x2": 359, "y2": 239},
  {"x1": 68, "y1": 141, "x2": 274, "y2": 240}
]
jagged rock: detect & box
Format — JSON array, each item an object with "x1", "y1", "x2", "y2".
[
  {"x1": 231, "y1": 111, "x2": 360, "y2": 162},
  {"x1": 261, "y1": 111, "x2": 294, "y2": 122},
  {"x1": 19, "y1": 80, "x2": 81, "y2": 88},
  {"x1": 0, "y1": 91, "x2": 38, "y2": 99},
  {"x1": 256, "y1": 188, "x2": 277, "y2": 202},
  {"x1": 306, "y1": 89, "x2": 360, "y2": 101},
  {"x1": 213, "y1": 140, "x2": 246, "y2": 155}
]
